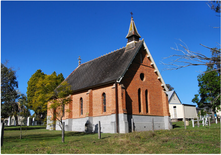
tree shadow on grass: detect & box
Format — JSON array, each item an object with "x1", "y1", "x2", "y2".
[
  {"x1": 101, "y1": 136, "x2": 111, "y2": 139},
  {"x1": 172, "y1": 124, "x2": 181, "y2": 129}
]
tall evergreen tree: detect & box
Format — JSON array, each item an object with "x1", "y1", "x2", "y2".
[{"x1": 1, "y1": 62, "x2": 19, "y2": 118}]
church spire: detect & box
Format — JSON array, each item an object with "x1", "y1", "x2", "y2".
[{"x1": 126, "y1": 13, "x2": 141, "y2": 43}]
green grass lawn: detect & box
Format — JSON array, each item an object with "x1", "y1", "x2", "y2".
[{"x1": 1, "y1": 122, "x2": 220, "y2": 154}]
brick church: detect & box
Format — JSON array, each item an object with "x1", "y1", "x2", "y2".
[{"x1": 47, "y1": 16, "x2": 172, "y2": 133}]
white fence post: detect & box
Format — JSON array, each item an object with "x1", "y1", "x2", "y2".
[
  {"x1": 8, "y1": 116, "x2": 11, "y2": 126},
  {"x1": 32, "y1": 118, "x2": 36, "y2": 126},
  {"x1": 202, "y1": 118, "x2": 204, "y2": 126},
  {"x1": 192, "y1": 119, "x2": 194, "y2": 127},
  {"x1": 27, "y1": 117, "x2": 30, "y2": 126}
]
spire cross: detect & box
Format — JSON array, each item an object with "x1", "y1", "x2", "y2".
[
  {"x1": 130, "y1": 12, "x2": 133, "y2": 18},
  {"x1": 78, "y1": 56, "x2": 81, "y2": 66}
]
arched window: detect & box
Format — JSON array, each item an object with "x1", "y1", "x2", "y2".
[
  {"x1": 145, "y1": 90, "x2": 148, "y2": 113},
  {"x1": 80, "y1": 98, "x2": 83, "y2": 115},
  {"x1": 138, "y1": 88, "x2": 141, "y2": 113},
  {"x1": 102, "y1": 93, "x2": 106, "y2": 112}
]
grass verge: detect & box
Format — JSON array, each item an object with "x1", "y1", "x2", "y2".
[{"x1": 1, "y1": 122, "x2": 220, "y2": 154}]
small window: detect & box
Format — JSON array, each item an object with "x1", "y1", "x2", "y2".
[
  {"x1": 173, "y1": 106, "x2": 176, "y2": 108},
  {"x1": 80, "y1": 98, "x2": 83, "y2": 115},
  {"x1": 140, "y1": 73, "x2": 144, "y2": 81},
  {"x1": 102, "y1": 93, "x2": 106, "y2": 112}
]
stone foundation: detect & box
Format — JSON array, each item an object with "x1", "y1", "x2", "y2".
[{"x1": 47, "y1": 114, "x2": 172, "y2": 133}]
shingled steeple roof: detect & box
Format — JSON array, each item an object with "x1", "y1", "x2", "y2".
[
  {"x1": 65, "y1": 40, "x2": 143, "y2": 92},
  {"x1": 126, "y1": 16, "x2": 141, "y2": 43}
]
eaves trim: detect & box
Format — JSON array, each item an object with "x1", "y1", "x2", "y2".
[{"x1": 143, "y1": 40, "x2": 168, "y2": 91}]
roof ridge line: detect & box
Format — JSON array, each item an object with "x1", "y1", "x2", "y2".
[
  {"x1": 64, "y1": 67, "x2": 78, "y2": 81},
  {"x1": 78, "y1": 46, "x2": 126, "y2": 66}
]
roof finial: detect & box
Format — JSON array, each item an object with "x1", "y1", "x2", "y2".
[
  {"x1": 130, "y1": 12, "x2": 133, "y2": 18},
  {"x1": 78, "y1": 56, "x2": 81, "y2": 66}
]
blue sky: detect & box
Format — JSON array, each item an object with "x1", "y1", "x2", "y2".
[{"x1": 2, "y1": 1, "x2": 220, "y2": 107}]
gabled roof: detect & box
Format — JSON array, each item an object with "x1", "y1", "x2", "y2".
[
  {"x1": 166, "y1": 90, "x2": 182, "y2": 104},
  {"x1": 65, "y1": 38, "x2": 169, "y2": 93},
  {"x1": 65, "y1": 40, "x2": 143, "y2": 92}
]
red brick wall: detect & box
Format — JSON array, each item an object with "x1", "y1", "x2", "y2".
[
  {"x1": 121, "y1": 45, "x2": 169, "y2": 116},
  {"x1": 162, "y1": 89, "x2": 170, "y2": 116},
  {"x1": 91, "y1": 84, "x2": 115, "y2": 116},
  {"x1": 47, "y1": 102, "x2": 53, "y2": 120},
  {"x1": 71, "y1": 91, "x2": 88, "y2": 118},
  {"x1": 60, "y1": 84, "x2": 117, "y2": 120}
]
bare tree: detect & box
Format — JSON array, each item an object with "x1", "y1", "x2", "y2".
[
  {"x1": 207, "y1": 0, "x2": 221, "y2": 14},
  {"x1": 162, "y1": 39, "x2": 221, "y2": 74},
  {"x1": 162, "y1": 1, "x2": 221, "y2": 118},
  {"x1": 166, "y1": 84, "x2": 174, "y2": 91},
  {"x1": 162, "y1": 1, "x2": 220, "y2": 73},
  {"x1": 47, "y1": 81, "x2": 72, "y2": 143}
]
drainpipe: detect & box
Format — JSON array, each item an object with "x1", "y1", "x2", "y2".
[{"x1": 115, "y1": 82, "x2": 119, "y2": 133}]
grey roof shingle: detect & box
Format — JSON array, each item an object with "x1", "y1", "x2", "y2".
[{"x1": 65, "y1": 40, "x2": 143, "y2": 92}]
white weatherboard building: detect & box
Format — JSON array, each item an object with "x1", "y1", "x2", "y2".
[{"x1": 166, "y1": 91, "x2": 197, "y2": 121}]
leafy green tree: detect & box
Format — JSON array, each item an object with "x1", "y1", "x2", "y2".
[
  {"x1": 1, "y1": 62, "x2": 19, "y2": 119},
  {"x1": 192, "y1": 67, "x2": 220, "y2": 119},
  {"x1": 27, "y1": 70, "x2": 64, "y2": 123},
  {"x1": 27, "y1": 69, "x2": 45, "y2": 109},
  {"x1": 48, "y1": 81, "x2": 72, "y2": 143}
]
